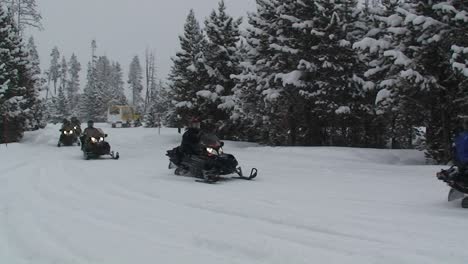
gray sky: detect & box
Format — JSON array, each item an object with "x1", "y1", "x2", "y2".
[{"x1": 30, "y1": 0, "x2": 256, "y2": 85}]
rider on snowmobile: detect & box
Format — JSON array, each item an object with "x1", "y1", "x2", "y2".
[
  {"x1": 181, "y1": 117, "x2": 202, "y2": 155},
  {"x1": 70, "y1": 116, "x2": 80, "y2": 127},
  {"x1": 80, "y1": 120, "x2": 103, "y2": 148},
  {"x1": 70, "y1": 116, "x2": 82, "y2": 134},
  {"x1": 60, "y1": 118, "x2": 71, "y2": 130}
]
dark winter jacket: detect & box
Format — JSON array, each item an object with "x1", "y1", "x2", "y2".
[
  {"x1": 455, "y1": 131, "x2": 468, "y2": 166},
  {"x1": 181, "y1": 128, "x2": 201, "y2": 154}
]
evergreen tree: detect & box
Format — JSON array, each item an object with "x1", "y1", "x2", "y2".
[
  {"x1": 81, "y1": 60, "x2": 104, "y2": 121},
  {"x1": 233, "y1": 0, "x2": 365, "y2": 146},
  {"x1": 0, "y1": 0, "x2": 42, "y2": 32},
  {"x1": 48, "y1": 46, "x2": 60, "y2": 96},
  {"x1": 167, "y1": 9, "x2": 210, "y2": 129},
  {"x1": 55, "y1": 85, "x2": 69, "y2": 119},
  {"x1": 26, "y1": 35, "x2": 45, "y2": 129},
  {"x1": 59, "y1": 56, "x2": 68, "y2": 98},
  {"x1": 0, "y1": 7, "x2": 40, "y2": 142},
  {"x1": 67, "y1": 53, "x2": 81, "y2": 112},
  {"x1": 128, "y1": 55, "x2": 144, "y2": 113},
  {"x1": 145, "y1": 81, "x2": 170, "y2": 128},
  {"x1": 231, "y1": 0, "x2": 281, "y2": 143},
  {"x1": 397, "y1": 0, "x2": 468, "y2": 162},
  {"x1": 201, "y1": 0, "x2": 242, "y2": 136},
  {"x1": 109, "y1": 62, "x2": 127, "y2": 105}
]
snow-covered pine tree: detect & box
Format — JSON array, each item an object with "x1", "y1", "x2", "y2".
[
  {"x1": 109, "y1": 62, "x2": 127, "y2": 106},
  {"x1": 128, "y1": 56, "x2": 144, "y2": 114},
  {"x1": 26, "y1": 35, "x2": 45, "y2": 129},
  {"x1": 201, "y1": 0, "x2": 242, "y2": 137},
  {"x1": 55, "y1": 85, "x2": 69, "y2": 119},
  {"x1": 292, "y1": 0, "x2": 365, "y2": 146},
  {"x1": 380, "y1": 0, "x2": 468, "y2": 162},
  {"x1": 95, "y1": 55, "x2": 112, "y2": 116},
  {"x1": 353, "y1": 0, "x2": 406, "y2": 148},
  {"x1": 67, "y1": 53, "x2": 81, "y2": 113},
  {"x1": 233, "y1": 0, "x2": 365, "y2": 146},
  {"x1": 81, "y1": 60, "x2": 104, "y2": 121},
  {"x1": 0, "y1": 6, "x2": 40, "y2": 142},
  {"x1": 145, "y1": 81, "x2": 171, "y2": 128},
  {"x1": 27, "y1": 36, "x2": 40, "y2": 76},
  {"x1": 59, "y1": 56, "x2": 68, "y2": 100},
  {"x1": 231, "y1": 0, "x2": 281, "y2": 143},
  {"x1": 143, "y1": 51, "x2": 163, "y2": 127},
  {"x1": 0, "y1": 0, "x2": 42, "y2": 32},
  {"x1": 48, "y1": 46, "x2": 60, "y2": 96},
  {"x1": 167, "y1": 9, "x2": 210, "y2": 129}
]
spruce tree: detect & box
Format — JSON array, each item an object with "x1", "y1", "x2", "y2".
[
  {"x1": 49, "y1": 46, "x2": 60, "y2": 96},
  {"x1": 167, "y1": 9, "x2": 210, "y2": 128},
  {"x1": 109, "y1": 62, "x2": 127, "y2": 105},
  {"x1": 201, "y1": 0, "x2": 242, "y2": 136},
  {"x1": 67, "y1": 53, "x2": 81, "y2": 112},
  {"x1": 0, "y1": 7, "x2": 40, "y2": 142},
  {"x1": 128, "y1": 56, "x2": 144, "y2": 114},
  {"x1": 0, "y1": 0, "x2": 42, "y2": 32}
]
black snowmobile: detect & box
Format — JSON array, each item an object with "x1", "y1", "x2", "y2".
[
  {"x1": 436, "y1": 166, "x2": 468, "y2": 207},
  {"x1": 166, "y1": 133, "x2": 257, "y2": 183},
  {"x1": 58, "y1": 125, "x2": 80, "y2": 147},
  {"x1": 81, "y1": 129, "x2": 119, "y2": 160}
]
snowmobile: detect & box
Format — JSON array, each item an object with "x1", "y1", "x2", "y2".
[
  {"x1": 436, "y1": 166, "x2": 468, "y2": 207},
  {"x1": 81, "y1": 129, "x2": 119, "y2": 160},
  {"x1": 58, "y1": 126, "x2": 80, "y2": 147},
  {"x1": 166, "y1": 133, "x2": 257, "y2": 183}
]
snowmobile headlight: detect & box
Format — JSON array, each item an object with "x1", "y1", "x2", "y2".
[
  {"x1": 99, "y1": 137, "x2": 104, "y2": 142},
  {"x1": 91, "y1": 137, "x2": 97, "y2": 143},
  {"x1": 206, "y1": 147, "x2": 218, "y2": 155},
  {"x1": 63, "y1": 131, "x2": 68, "y2": 135},
  {"x1": 218, "y1": 147, "x2": 223, "y2": 154},
  {"x1": 74, "y1": 126, "x2": 77, "y2": 130},
  {"x1": 68, "y1": 130, "x2": 73, "y2": 134}
]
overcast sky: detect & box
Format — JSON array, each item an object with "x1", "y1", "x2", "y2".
[{"x1": 30, "y1": 0, "x2": 256, "y2": 85}]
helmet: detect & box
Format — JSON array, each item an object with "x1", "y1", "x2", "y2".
[
  {"x1": 87, "y1": 120, "x2": 94, "y2": 127},
  {"x1": 189, "y1": 117, "x2": 201, "y2": 129}
]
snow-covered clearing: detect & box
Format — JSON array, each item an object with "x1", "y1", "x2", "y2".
[{"x1": 0, "y1": 124, "x2": 466, "y2": 264}]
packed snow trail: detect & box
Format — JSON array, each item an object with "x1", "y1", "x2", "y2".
[{"x1": 0, "y1": 124, "x2": 467, "y2": 264}]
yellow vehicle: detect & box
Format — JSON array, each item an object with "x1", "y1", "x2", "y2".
[{"x1": 107, "y1": 105, "x2": 141, "y2": 128}]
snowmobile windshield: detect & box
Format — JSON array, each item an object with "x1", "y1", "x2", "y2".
[
  {"x1": 199, "y1": 134, "x2": 221, "y2": 148},
  {"x1": 86, "y1": 128, "x2": 105, "y2": 138}
]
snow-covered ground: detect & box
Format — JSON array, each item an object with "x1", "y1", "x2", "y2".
[{"x1": 0, "y1": 124, "x2": 466, "y2": 264}]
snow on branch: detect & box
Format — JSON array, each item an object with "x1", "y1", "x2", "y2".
[
  {"x1": 384, "y1": 50, "x2": 411, "y2": 66},
  {"x1": 451, "y1": 45, "x2": 468, "y2": 77},
  {"x1": 353, "y1": 37, "x2": 391, "y2": 53},
  {"x1": 196, "y1": 90, "x2": 219, "y2": 102},
  {"x1": 275, "y1": 70, "x2": 305, "y2": 87},
  {"x1": 335, "y1": 106, "x2": 350, "y2": 115},
  {"x1": 269, "y1": 43, "x2": 299, "y2": 54}
]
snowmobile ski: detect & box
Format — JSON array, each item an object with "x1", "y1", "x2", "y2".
[
  {"x1": 448, "y1": 188, "x2": 465, "y2": 201},
  {"x1": 195, "y1": 168, "x2": 258, "y2": 184},
  {"x1": 110, "y1": 151, "x2": 120, "y2": 160}
]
